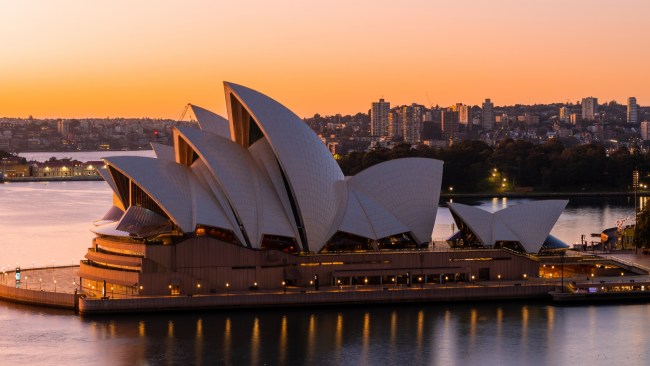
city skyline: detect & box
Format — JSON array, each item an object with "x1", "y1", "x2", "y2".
[{"x1": 1, "y1": 1, "x2": 648, "y2": 119}]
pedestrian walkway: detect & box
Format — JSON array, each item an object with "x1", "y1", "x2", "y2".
[{"x1": 1, "y1": 266, "x2": 79, "y2": 293}]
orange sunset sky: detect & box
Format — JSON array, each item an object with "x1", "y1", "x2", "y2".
[{"x1": 0, "y1": 0, "x2": 648, "y2": 119}]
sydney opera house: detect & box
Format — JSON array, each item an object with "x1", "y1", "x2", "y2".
[{"x1": 78, "y1": 83, "x2": 562, "y2": 297}]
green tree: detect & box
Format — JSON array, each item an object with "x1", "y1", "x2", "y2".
[{"x1": 441, "y1": 140, "x2": 492, "y2": 191}]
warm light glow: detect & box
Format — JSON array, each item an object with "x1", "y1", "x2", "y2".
[{"x1": 0, "y1": 2, "x2": 646, "y2": 119}]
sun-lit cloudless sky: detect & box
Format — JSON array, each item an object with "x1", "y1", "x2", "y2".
[{"x1": 0, "y1": 0, "x2": 648, "y2": 119}]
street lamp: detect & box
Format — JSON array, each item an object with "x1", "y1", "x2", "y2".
[
  {"x1": 560, "y1": 252, "x2": 564, "y2": 292},
  {"x1": 634, "y1": 169, "x2": 639, "y2": 254}
]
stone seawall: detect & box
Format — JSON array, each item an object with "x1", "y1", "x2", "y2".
[
  {"x1": 0, "y1": 283, "x2": 77, "y2": 309},
  {"x1": 79, "y1": 283, "x2": 555, "y2": 314}
]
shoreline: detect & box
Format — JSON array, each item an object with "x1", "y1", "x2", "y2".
[
  {"x1": 2, "y1": 176, "x2": 103, "y2": 183},
  {"x1": 443, "y1": 191, "x2": 648, "y2": 198},
  {"x1": 2, "y1": 177, "x2": 647, "y2": 198}
]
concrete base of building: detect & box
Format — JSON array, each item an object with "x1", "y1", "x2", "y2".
[{"x1": 78, "y1": 282, "x2": 555, "y2": 315}]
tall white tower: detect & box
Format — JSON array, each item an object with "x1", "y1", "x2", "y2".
[
  {"x1": 371, "y1": 99, "x2": 390, "y2": 137},
  {"x1": 628, "y1": 97, "x2": 638, "y2": 125}
]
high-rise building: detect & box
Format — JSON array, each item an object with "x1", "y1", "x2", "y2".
[
  {"x1": 371, "y1": 99, "x2": 390, "y2": 137},
  {"x1": 641, "y1": 121, "x2": 650, "y2": 140},
  {"x1": 581, "y1": 97, "x2": 598, "y2": 121},
  {"x1": 402, "y1": 104, "x2": 422, "y2": 143},
  {"x1": 57, "y1": 120, "x2": 70, "y2": 136},
  {"x1": 628, "y1": 97, "x2": 638, "y2": 125},
  {"x1": 459, "y1": 105, "x2": 472, "y2": 131},
  {"x1": 559, "y1": 107, "x2": 571, "y2": 123},
  {"x1": 570, "y1": 113, "x2": 580, "y2": 125},
  {"x1": 482, "y1": 99, "x2": 494, "y2": 131},
  {"x1": 388, "y1": 110, "x2": 402, "y2": 138},
  {"x1": 441, "y1": 108, "x2": 459, "y2": 138}
]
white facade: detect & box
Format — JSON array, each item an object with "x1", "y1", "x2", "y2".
[
  {"x1": 448, "y1": 200, "x2": 568, "y2": 253},
  {"x1": 97, "y1": 82, "x2": 444, "y2": 252}
]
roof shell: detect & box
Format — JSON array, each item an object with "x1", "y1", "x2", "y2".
[
  {"x1": 448, "y1": 200, "x2": 568, "y2": 253},
  {"x1": 188, "y1": 104, "x2": 231, "y2": 138},
  {"x1": 224, "y1": 82, "x2": 345, "y2": 251},
  {"x1": 347, "y1": 158, "x2": 443, "y2": 244}
]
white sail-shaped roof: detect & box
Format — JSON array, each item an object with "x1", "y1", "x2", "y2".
[
  {"x1": 448, "y1": 200, "x2": 568, "y2": 253},
  {"x1": 94, "y1": 82, "x2": 446, "y2": 253},
  {"x1": 188, "y1": 104, "x2": 230, "y2": 138},
  {"x1": 348, "y1": 158, "x2": 443, "y2": 244},
  {"x1": 448, "y1": 203, "x2": 495, "y2": 244},
  {"x1": 104, "y1": 156, "x2": 194, "y2": 232},
  {"x1": 225, "y1": 82, "x2": 345, "y2": 251},
  {"x1": 151, "y1": 142, "x2": 175, "y2": 161},
  {"x1": 337, "y1": 188, "x2": 379, "y2": 240},
  {"x1": 248, "y1": 138, "x2": 301, "y2": 245},
  {"x1": 174, "y1": 125, "x2": 295, "y2": 247},
  {"x1": 97, "y1": 167, "x2": 118, "y2": 197},
  {"x1": 174, "y1": 126, "x2": 260, "y2": 246},
  {"x1": 190, "y1": 158, "x2": 245, "y2": 245},
  {"x1": 495, "y1": 200, "x2": 568, "y2": 253}
]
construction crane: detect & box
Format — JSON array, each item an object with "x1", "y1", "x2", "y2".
[
  {"x1": 178, "y1": 103, "x2": 192, "y2": 122},
  {"x1": 425, "y1": 91, "x2": 433, "y2": 108}
]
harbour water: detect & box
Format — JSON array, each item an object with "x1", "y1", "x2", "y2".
[
  {"x1": 2, "y1": 295, "x2": 650, "y2": 365},
  {"x1": 0, "y1": 152, "x2": 648, "y2": 365}
]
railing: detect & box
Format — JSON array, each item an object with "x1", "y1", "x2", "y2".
[{"x1": 599, "y1": 255, "x2": 650, "y2": 274}]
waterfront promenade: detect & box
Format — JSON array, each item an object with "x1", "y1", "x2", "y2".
[{"x1": 4, "y1": 251, "x2": 650, "y2": 313}]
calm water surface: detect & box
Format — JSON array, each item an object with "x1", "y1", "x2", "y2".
[
  {"x1": 1, "y1": 154, "x2": 649, "y2": 365},
  {"x1": 1, "y1": 299, "x2": 650, "y2": 365}
]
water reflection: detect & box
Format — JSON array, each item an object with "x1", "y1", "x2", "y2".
[{"x1": 3, "y1": 301, "x2": 650, "y2": 365}]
